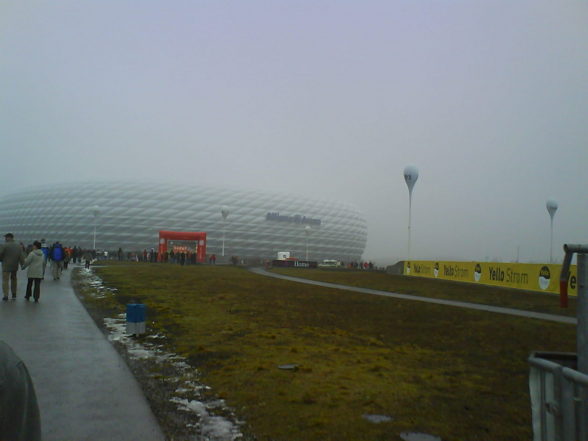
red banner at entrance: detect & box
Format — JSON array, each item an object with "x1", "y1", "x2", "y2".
[{"x1": 158, "y1": 231, "x2": 207, "y2": 263}]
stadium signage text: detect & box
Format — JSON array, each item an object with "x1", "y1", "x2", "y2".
[
  {"x1": 266, "y1": 212, "x2": 321, "y2": 226},
  {"x1": 487, "y1": 266, "x2": 530, "y2": 284},
  {"x1": 404, "y1": 260, "x2": 577, "y2": 296},
  {"x1": 413, "y1": 263, "x2": 431, "y2": 274},
  {"x1": 488, "y1": 266, "x2": 505, "y2": 281},
  {"x1": 444, "y1": 264, "x2": 470, "y2": 278}
]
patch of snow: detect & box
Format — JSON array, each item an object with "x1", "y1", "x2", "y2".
[
  {"x1": 170, "y1": 398, "x2": 242, "y2": 441},
  {"x1": 171, "y1": 397, "x2": 208, "y2": 415},
  {"x1": 400, "y1": 432, "x2": 442, "y2": 441},
  {"x1": 362, "y1": 414, "x2": 393, "y2": 423}
]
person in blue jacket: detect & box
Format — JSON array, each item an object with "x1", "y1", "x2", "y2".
[{"x1": 49, "y1": 242, "x2": 65, "y2": 281}]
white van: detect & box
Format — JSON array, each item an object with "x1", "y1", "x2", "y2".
[{"x1": 318, "y1": 259, "x2": 341, "y2": 268}]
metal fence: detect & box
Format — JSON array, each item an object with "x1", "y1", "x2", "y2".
[{"x1": 529, "y1": 352, "x2": 588, "y2": 441}]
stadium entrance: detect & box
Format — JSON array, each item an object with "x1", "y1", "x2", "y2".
[{"x1": 158, "y1": 230, "x2": 207, "y2": 263}]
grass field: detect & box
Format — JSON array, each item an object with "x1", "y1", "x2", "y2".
[
  {"x1": 86, "y1": 264, "x2": 576, "y2": 441},
  {"x1": 270, "y1": 267, "x2": 577, "y2": 317}
]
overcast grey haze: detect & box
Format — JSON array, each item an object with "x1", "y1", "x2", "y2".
[{"x1": 1, "y1": 0, "x2": 587, "y2": 265}]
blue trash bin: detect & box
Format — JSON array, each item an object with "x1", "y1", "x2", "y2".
[{"x1": 126, "y1": 304, "x2": 146, "y2": 335}]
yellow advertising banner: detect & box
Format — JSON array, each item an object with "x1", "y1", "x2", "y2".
[{"x1": 404, "y1": 261, "x2": 578, "y2": 296}]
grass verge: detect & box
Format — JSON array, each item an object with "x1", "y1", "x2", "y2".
[
  {"x1": 270, "y1": 267, "x2": 576, "y2": 317},
  {"x1": 90, "y1": 264, "x2": 575, "y2": 441}
]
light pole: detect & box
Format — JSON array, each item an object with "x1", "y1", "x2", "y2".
[
  {"x1": 304, "y1": 225, "x2": 311, "y2": 261},
  {"x1": 403, "y1": 166, "x2": 419, "y2": 261},
  {"x1": 546, "y1": 199, "x2": 558, "y2": 263},
  {"x1": 92, "y1": 205, "x2": 100, "y2": 250},
  {"x1": 221, "y1": 206, "x2": 229, "y2": 257}
]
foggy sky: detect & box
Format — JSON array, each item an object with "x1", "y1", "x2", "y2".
[{"x1": 1, "y1": 0, "x2": 587, "y2": 264}]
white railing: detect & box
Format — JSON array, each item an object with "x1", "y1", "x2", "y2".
[{"x1": 529, "y1": 352, "x2": 588, "y2": 441}]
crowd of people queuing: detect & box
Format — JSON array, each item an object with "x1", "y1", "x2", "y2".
[
  {"x1": 111, "y1": 247, "x2": 218, "y2": 266},
  {"x1": 347, "y1": 261, "x2": 375, "y2": 270}
]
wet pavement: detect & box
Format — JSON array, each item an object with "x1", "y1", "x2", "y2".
[
  {"x1": 0, "y1": 267, "x2": 165, "y2": 441},
  {"x1": 250, "y1": 268, "x2": 576, "y2": 325}
]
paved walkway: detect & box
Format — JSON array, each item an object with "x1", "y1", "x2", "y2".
[
  {"x1": 250, "y1": 268, "x2": 576, "y2": 325},
  {"x1": 0, "y1": 266, "x2": 165, "y2": 441}
]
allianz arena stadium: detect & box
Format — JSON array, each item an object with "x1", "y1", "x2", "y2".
[{"x1": 0, "y1": 182, "x2": 367, "y2": 262}]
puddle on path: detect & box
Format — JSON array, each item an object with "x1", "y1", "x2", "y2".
[
  {"x1": 362, "y1": 414, "x2": 393, "y2": 423},
  {"x1": 400, "y1": 432, "x2": 442, "y2": 441},
  {"x1": 277, "y1": 364, "x2": 298, "y2": 371}
]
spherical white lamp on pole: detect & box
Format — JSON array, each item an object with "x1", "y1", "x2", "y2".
[
  {"x1": 304, "y1": 225, "x2": 312, "y2": 261},
  {"x1": 92, "y1": 205, "x2": 100, "y2": 250},
  {"x1": 221, "y1": 206, "x2": 230, "y2": 257},
  {"x1": 403, "y1": 166, "x2": 419, "y2": 261},
  {"x1": 546, "y1": 199, "x2": 558, "y2": 263}
]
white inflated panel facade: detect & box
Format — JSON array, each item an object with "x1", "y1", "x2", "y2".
[{"x1": 0, "y1": 182, "x2": 367, "y2": 262}]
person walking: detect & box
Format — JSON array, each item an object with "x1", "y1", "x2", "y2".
[
  {"x1": 0, "y1": 233, "x2": 25, "y2": 301},
  {"x1": 62, "y1": 247, "x2": 71, "y2": 270},
  {"x1": 49, "y1": 241, "x2": 65, "y2": 280},
  {"x1": 22, "y1": 241, "x2": 44, "y2": 302},
  {"x1": 82, "y1": 250, "x2": 93, "y2": 269},
  {"x1": 40, "y1": 239, "x2": 49, "y2": 279}
]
